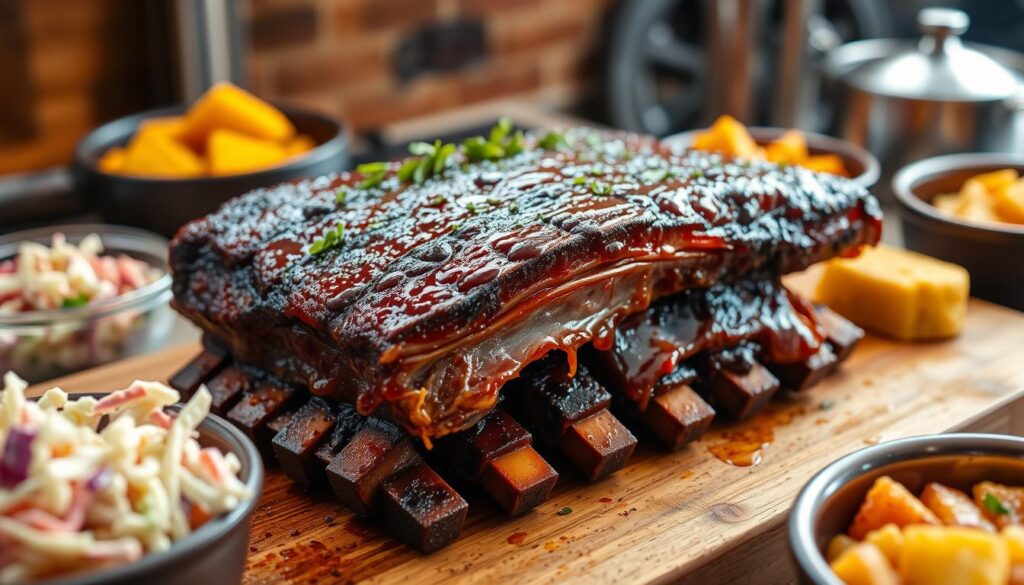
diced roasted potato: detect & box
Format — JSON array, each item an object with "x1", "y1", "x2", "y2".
[
  {"x1": 1005, "y1": 525, "x2": 1024, "y2": 562},
  {"x1": 827, "y1": 534, "x2": 858, "y2": 562},
  {"x1": 969, "y1": 169, "x2": 1018, "y2": 191},
  {"x1": 974, "y1": 482, "x2": 1024, "y2": 528},
  {"x1": 830, "y1": 542, "x2": 900, "y2": 585},
  {"x1": 921, "y1": 482, "x2": 996, "y2": 532},
  {"x1": 848, "y1": 476, "x2": 940, "y2": 539},
  {"x1": 994, "y1": 180, "x2": 1024, "y2": 224},
  {"x1": 863, "y1": 524, "x2": 904, "y2": 566},
  {"x1": 899, "y1": 525, "x2": 1010, "y2": 585}
]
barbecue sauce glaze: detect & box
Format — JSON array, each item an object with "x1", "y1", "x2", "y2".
[{"x1": 170, "y1": 128, "x2": 881, "y2": 441}]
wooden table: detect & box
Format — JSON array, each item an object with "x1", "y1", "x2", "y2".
[{"x1": 34, "y1": 274, "x2": 1024, "y2": 584}]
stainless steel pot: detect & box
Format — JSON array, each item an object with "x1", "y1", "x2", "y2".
[{"x1": 825, "y1": 8, "x2": 1024, "y2": 188}]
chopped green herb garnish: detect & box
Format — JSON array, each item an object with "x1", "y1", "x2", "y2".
[
  {"x1": 464, "y1": 119, "x2": 526, "y2": 162},
  {"x1": 572, "y1": 176, "x2": 587, "y2": 185},
  {"x1": 397, "y1": 139, "x2": 457, "y2": 185},
  {"x1": 62, "y1": 294, "x2": 90, "y2": 308},
  {"x1": 983, "y1": 493, "x2": 1010, "y2": 515},
  {"x1": 588, "y1": 166, "x2": 607, "y2": 176},
  {"x1": 690, "y1": 169, "x2": 705, "y2": 179},
  {"x1": 509, "y1": 203, "x2": 520, "y2": 213},
  {"x1": 450, "y1": 223, "x2": 460, "y2": 232},
  {"x1": 557, "y1": 506, "x2": 573, "y2": 516},
  {"x1": 640, "y1": 168, "x2": 674, "y2": 183},
  {"x1": 335, "y1": 188, "x2": 348, "y2": 205},
  {"x1": 429, "y1": 195, "x2": 447, "y2": 207},
  {"x1": 486, "y1": 197, "x2": 502, "y2": 206},
  {"x1": 538, "y1": 131, "x2": 568, "y2": 151},
  {"x1": 589, "y1": 180, "x2": 613, "y2": 196},
  {"x1": 397, "y1": 159, "x2": 420, "y2": 182},
  {"x1": 466, "y1": 202, "x2": 479, "y2": 215},
  {"x1": 356, "y1": 162, "x2": 389, "y2": 189},
  {"x1": 308, "y1": 223, "x2": 345, "y2": 255}
]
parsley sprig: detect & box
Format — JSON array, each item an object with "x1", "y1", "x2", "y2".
[
  {"x1": 463, "y1": 117, "x2": 525, "y2": 162},
  {"x1": 308, "y1": 223, "x2": 345, "y2": 255},
  {"x1": 398, "y1": 139, "x2": 457, "y2": 184},
  {"x1": 538, "y1": 131, "x2": 570, "y2": 151},
  {"x1": 356, "y1": 162, "x2": 389, "y2": 189},
  {"x1": 983, "y1": 492, "x2": 1010, "y2": 516}
]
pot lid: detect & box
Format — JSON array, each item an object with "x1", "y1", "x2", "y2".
[{"x1": 845, "y1": 8, "x2": 1020, "y2": 102}]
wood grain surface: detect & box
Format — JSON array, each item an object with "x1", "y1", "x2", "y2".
[{"x1": 30, "y1": 274, "x2": 1024, "y2": 585}]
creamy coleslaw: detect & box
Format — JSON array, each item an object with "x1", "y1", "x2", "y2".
[
  {"x1": 0, "y1": 233, "x2": 168, "y2": 383},
  {"x1": 0, "y1": 373, "x2": 251, "y2": 583}
]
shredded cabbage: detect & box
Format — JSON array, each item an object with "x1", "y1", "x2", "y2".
[{"x1": 0, "y1": 373, "x2": 251, "y2": 583}]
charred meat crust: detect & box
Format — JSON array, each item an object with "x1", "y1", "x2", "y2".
[{"x1": 170, "y1": 128, "x2": 881, "y2": 439}]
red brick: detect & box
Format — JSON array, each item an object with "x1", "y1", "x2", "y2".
[
  {"x1": 458, "y1": 0, "x2": 541, "y2": 16},
  {"x1": 456, "y1": 60, "x2": 541, "y2": 105},
  {"x1": 274, "y1": 43, "x2": 388, "y2": 95},
  {"x1": 250, "y1": 4, "x2": 319, "y2": 50},
  {"x1": 492, "y1": 15, "x2": 588, "y2": 56}
]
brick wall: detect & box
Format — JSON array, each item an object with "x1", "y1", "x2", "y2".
[
  {"x1": 0, "y1": 0, "x2": 168, "y2": 175},
  {"x1": 247, "y1": 0, "x2": 614, "y2": 132}
]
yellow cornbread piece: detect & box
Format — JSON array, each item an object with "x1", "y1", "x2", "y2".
[
  {"x1": 899, "y1": 525, "x2": 1009, "y2": 585},
  {"x1": 815, "y1": 245, "x2": 969, "y2": 341}
]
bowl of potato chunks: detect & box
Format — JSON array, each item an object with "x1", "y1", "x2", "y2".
[
  {"x1": 790, "y1": 433, "x2": 1024, "y2": 585},
  {"x1": 893, "y1": 154, "x2": 1024, "y2": 311},
  {"x1": 74, "y1": 82, "x2": 349, "y2": 237}
]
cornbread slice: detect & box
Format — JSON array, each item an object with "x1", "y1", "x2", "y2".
[{"x1": 815, "y1": 245, "x2": 969, "y2": 341}]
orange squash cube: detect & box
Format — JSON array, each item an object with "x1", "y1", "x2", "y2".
[
  {"x1": 285, "y1": 134, "x2": 317, "y2": 157},
  {"x1": 803, "y1": 154, "x2": 849, "y2": 177},
  {"x1": 764, "y1": 130, "x2": 808, "y2": 165},
  {"x1": 848, "y1": 476, "x2": 940, "y2": 540},
  {"x1": 97, "y1": 147, "x2": 128, "y2": 173},
  {"x1": 207, "y1": 129, "x2": 288, "y2": 176},
  {"x1": 179, "y1": 82, "x2": 295, "y2": 150},
  {"x1": 134, "y1": 116, "x2": 187, "y2": 144},
  {"x1": 120, "y1": 130, "x2": 206, "y2": 178},
  {"x1": 692, "y1": 115, "x2": 760, "y2": 159}
]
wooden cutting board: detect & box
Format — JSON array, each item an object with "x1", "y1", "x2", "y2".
[{"x1": 31, "y1": 274, "x2": 1024, "y2": 585}]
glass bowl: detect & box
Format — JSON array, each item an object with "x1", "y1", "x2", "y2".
[{"x1": 0, "y1": 224, "x2": 174, "y2": 383}]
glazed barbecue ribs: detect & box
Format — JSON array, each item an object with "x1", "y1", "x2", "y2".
[{"x1": 170, "y1": 128, "x2": 881, "y2": 442}]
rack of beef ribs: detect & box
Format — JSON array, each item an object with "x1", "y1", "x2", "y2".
[{"x1": 168, "y1": 126, "x2": 880, "y2": 552}]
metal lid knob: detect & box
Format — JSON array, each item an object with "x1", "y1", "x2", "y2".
[{"x1": 918, "y1": 8, "x2": 969, "y2": 56}]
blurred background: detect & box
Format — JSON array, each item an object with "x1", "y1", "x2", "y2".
[{"x1": 2, "y1": 0, "x2": 1024, "y2": 380}]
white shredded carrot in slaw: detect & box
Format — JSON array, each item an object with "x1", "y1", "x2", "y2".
[{"x1": 0, "y1": 373, "x2": 251, "y2": 583}]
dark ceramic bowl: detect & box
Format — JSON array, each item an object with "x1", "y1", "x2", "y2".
[
  {"x1": 789, "y1": 433, "x2": 1024, "y2": 585},
  {"x1": 41, "y1": 395, "x2": 264, "y2": 585},
  {"x1": 73, "y1": 104, "x2": 349, "y2": 237},
  {"x1": 665, "y1": 126, "x2": 881, "y2": 189},
  {"x1": 893, "y1": 153, "x2": 1024, "y2": 311}
]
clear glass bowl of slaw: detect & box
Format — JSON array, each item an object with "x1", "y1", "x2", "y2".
[{"x1": 0, "y1": 225, "x2": 173, "y2": 383}]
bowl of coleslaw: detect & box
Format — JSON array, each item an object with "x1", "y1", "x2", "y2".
[
  {"x1": 0, "y1": 373, "x2": 263, "y2": 584},
  {"x1": 0, "y1": 225, "x2": 174, "y2": 383}
]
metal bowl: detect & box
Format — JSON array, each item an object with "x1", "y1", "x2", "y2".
[
  {"x1": 665, "y1": 126, "x2": 880, "y2": 189},
  {"x1": 73, "y1": 104, "x2": 349, "y2": 238},
  {"x1": 0, "y1": 224, "x2": 174, "y2": 383},
  {"x1": 36, "y1": 396, "x2": 264, "y2": 585},
  {"x1": 892, "y1": 153, "x2": 1024, "y2": 311},
  {"x1": 789, "y1": 433, "x2": 1024, "y2": 585}
]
